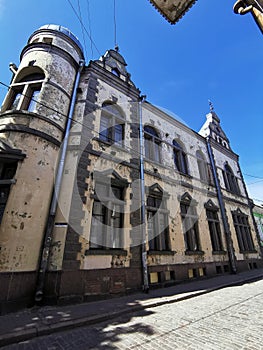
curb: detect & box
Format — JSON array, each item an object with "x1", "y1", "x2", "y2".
[{"x1": 0, "y1": 273, "x2": 262, "y2": 347}]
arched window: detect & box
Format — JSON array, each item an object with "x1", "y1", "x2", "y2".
[
  {"x1": 99, "y1": 102, "x2": 125, "y2": 146},
  {"x1": 173, "y1": 140, "x2": 188, "y2": 175},
  {"x1": 144, "y1": 126, "x2": 161, "y2": 163},
  {"x1": 196, "y1": 150, "x2": 208, "y2": 182},
  {"x1": 5, "y1": 69, "x2": 45, "y2": 113},
  {"x1": 223, "y1": 163, "x2": 240, "y2": 194}
]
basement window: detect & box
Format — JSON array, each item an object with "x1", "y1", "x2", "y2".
[{"x1": 149, "y1": 272, "x2": 159, "y2": 284}]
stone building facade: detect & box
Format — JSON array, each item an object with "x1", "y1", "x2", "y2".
[
  {"x1": 253, "y1": 204, "x2": 263, "y2": 247},
  {"x1": 0, "y1": 25, "x2": 262, "y2": 313}
]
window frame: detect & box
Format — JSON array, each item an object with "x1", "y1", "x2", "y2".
[
  {"x1": 146, "y1": 185, "x2": 170, "y2": 252},
  {"x1": 144, "y1": 125, "x2": 162, "y2": 163},
  {"x1": 0, "y1": 160, "x2": 18, "y2": 224},
  {"x1": 180, "y1": 194, "x2": 201, "y2": 253},
  {"x1": 173, "y1": 140, "x2": 189, "y2": 175},
  {"x1": 232, "y1": 209, "x2": 255, "y2": 253},
  {"x1": 223, "y1": 163, "x2": 240, "y2": 194},
  {"x1": 205, "y1": 204, "x2": 224, "y2": 252},
  {"x1": 99, "y1": 103, "x2": 125, "y2": 146},
  {"x1": 5, "y1": 72, "x2": 45, "y2": 113},
  {"x1": 90, "y1": 176, "x2": 127, "y2": 250}
]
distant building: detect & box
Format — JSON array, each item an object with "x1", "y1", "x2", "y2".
[
  {"x1": 0, "y1": 25, "x2": 262, "y2": 313},
  {"x1": 253, "y1": 204, "x2": 263, "y2": 247}
]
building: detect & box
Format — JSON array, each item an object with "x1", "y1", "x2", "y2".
[
  {"x1": 0, "y1": 25, "x2": 262, "y2": 313},
  {"x1": 253, "y1": 204, "x2": 263, "y2": 247}
]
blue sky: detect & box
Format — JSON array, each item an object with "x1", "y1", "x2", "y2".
[{"x1": 0, "y1": 0, "x2": 262, "y2": 203}]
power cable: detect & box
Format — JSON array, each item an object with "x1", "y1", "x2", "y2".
[
  {"x1": 251, "y1": 197, "x2": 263, "y2": 203},
  {"x1": 86, "y1": 0, "x2": 94, "y2": 58},
  {"x1": 66, "y1": 0, "x2": 101, "y2": 56},
  {"x1": 243, "y1": 173, "x2": 263, "y2": 180},
  {"x1": 1, "y1": 80, "x2": 262, "y2": 187},
  {"x1": 246, "y1": 179, "x2": 263, "y2": 186},
  {"x1": 0, "y1": 80, "x2": 146, "y2": 162},
  {"x1": 113, "y1": 0, "x2": 118, "y2": 49},
  {"x1": 77, "y1": 0, "x2": 88, "y2": 60}
]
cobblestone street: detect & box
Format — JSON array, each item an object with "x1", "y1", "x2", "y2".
[{"x1": 3, "y1": 278, "x2": 263, "y2": 350}]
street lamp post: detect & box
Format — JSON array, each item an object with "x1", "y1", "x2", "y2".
[{"x1": 233, "y1": 1, "x2": 263, "y2": 34}]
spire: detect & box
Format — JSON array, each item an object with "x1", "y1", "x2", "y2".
[
  {"x1": 199, "y1": 101, "x2": 231, "y2": 150},
  {"x1": 208, "y1": 99, "x2": 214, "y2": 112}
]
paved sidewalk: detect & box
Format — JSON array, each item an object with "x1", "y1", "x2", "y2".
[{"x1": 0, "y1": 268, "x2": 263, "y2": 347}]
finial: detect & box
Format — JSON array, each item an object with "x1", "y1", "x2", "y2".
[
  {"x1": 114, "y1": 45, "x2": 119, "y2": 52},
  {"x1": 208, "y1": 100, "x2": 214, "y2": 112}
]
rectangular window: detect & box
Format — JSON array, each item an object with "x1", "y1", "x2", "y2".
[
  {"x1": 206, "y1": 209, "x2": 224, "y2": 251},
  {"x1": 232, "y1": 211, "x2": 255, "y2": 252},
  {"x1": 147, "y1": 195, "x2": 169, "y2": 251},
  {"x1": 180, "y1": 203, "x2": 201, "y2": 252},
  {"x1": 90, "y1": 182, "x2": 125, "y2": 249}
]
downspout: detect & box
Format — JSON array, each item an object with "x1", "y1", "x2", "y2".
[
  {"x1": 139, "y1": 95, "x2": 149, "y2": 292},
  {"x1": 35, "y1": 59, "x2": 85, "y2": 302},
  {"x1": 206, "y1": 136, "x2": 237, "y2": 274}
]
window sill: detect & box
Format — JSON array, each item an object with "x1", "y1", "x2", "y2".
[
  {"x1": 94, "y1": 137, "x2": 124, "y2": 149},
  {"x1": 239, "y1": 250, "x2": 258, "y2": 254},
  {"x1": 224, "y1": 188, "x2": 241, "y2": 196},
  {"x1": 185, "y1": 250, "x2": 204, "y2": 256},
  {"x1": 177, "y1": 171, "x2": 192, "y2": 179},
  {"x1": 85, "y1": 249, "x2": 127, "y2": 256},
  {"x1": 148, "y1": 250, "x2": 175, "y2": 256},
  {"x1": 212, "y1": 250, "x2": 227, "y2": 255}
]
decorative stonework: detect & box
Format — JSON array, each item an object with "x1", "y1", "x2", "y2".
[{"x1": 149, "y1": 0, "x2": 198, "y2": 24}]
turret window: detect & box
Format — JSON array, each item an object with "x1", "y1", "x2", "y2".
[{"x1": 4, "y1": 71, "x2": 45, "y2": 113}]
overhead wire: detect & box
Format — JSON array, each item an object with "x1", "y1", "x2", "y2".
[
  {"x1": 113, "y1": 0, "x2": 118, "y2": 49},
  {"x1": 85, "y1": 0, "x2": 94, "y2": 58},
  {"x1": 66, "y1": 0, "x2": 101, "y2": 56},
  {"x1": 0, "y1": 78, "x2": 263, "y2": 203},
  {"x1": 243, "y1": 173, "x2": 263, "y2": 180},
  {"x1": 0, "y1": 81, "x2": 146, "y2": 162},
  {"x1": 77, "y1": 0, "x2": 88, "y2": 60}
]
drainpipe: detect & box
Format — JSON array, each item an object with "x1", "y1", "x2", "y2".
[
  {"x1": 35, "y1": 60, "x2": 85, "y2": 302},
  {"x1": 206, "y1": 136, "x2": 237, "y2": 274},
  {"x1": 139, "y1": 95, "x2": 149, "y2": 292}
]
